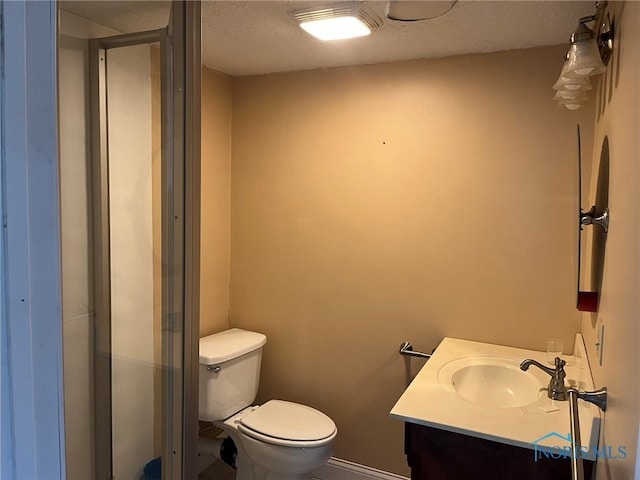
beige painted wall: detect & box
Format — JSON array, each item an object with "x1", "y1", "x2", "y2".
[
  {"x1": 229, "y1": 46, "x2": 594, "y2": 474},
  {"x1": 200, "y1": 67, "x2": 233, "y2": 336},
  {"x1": 580, "y1": 2, "x2": 640, "y2": 478}
]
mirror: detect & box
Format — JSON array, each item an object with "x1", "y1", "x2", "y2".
[{"x1": 577, "y1": 132, "x2": 609, "y2": 312}]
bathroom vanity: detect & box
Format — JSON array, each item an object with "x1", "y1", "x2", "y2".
[
  {"x1": 403, "y1": 422, "x2": 593, "y2": 479},
  {"x1": 390, "y1": 336, "x2": 599, "y2": 479}
]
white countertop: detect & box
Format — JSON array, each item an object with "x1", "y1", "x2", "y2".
[{"x1": 390, "y1": 335, "x2": 601, "y2": 453}]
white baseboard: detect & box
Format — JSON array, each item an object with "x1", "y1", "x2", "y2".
[{"x1": 312, "y1": 457, "x2": 409, "y2": 480}]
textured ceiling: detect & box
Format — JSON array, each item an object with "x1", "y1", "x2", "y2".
[{"x1": 61, "y1": 1, "x2": 595, "y2": 76}]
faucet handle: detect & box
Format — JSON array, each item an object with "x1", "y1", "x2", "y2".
[{"x1": 554, "y1": 356, "x2": 566, "y2": 370}]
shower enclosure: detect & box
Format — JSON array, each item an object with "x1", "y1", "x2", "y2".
[{"x1": 58, "y1": 2, "x2": 200, "y2": 479}]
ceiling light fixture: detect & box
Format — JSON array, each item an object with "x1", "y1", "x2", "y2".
[
  {"x1": 294, "y1": 4, "x2": 382, "y2": 41},
  {"x1": 553, "y1": 1, "x2": 613, "y2": 110}
]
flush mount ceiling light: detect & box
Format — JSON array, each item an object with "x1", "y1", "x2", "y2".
[
  {"x1": 294, "y1": 4, "x2": 382, "y2": 41},
  {"x1": 553, "y1": 1, "x2": 613, "y2": 110}
]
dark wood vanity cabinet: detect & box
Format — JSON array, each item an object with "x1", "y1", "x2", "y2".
[{"x1": 404, "y1": 422, "x2": 594, "y2": 480}]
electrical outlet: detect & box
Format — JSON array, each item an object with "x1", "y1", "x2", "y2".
[{"x1": 596, "y1": 318, "x2": 605, "y2": 365}]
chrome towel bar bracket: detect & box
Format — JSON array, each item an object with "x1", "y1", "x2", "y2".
[{"x1": 399, "y1": 341, "x2": 431, "y2": 360}]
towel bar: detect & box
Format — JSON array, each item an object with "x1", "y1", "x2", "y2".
[
  {"x1": 399, "y1": 341, "x2": 431, "y2": 360},
  {"x1": 567, "y1": 387, "x2": 607, "y2": 480}
]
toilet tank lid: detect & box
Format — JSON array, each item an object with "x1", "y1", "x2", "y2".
[{"x1": 199, "y1": 328, "x2": 267, "y2": 364}]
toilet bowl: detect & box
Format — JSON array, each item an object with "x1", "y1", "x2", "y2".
[
  {"x1": 199, "y1": 329, "x2": 337, "y2": 480},
  {"x1": 215, "y1": 401, "x2": 336, "y2": 480}
]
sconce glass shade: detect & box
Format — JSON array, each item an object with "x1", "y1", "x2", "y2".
[
  {"x1": 553, "y1": 70, "x2": 592, "y2": 91},
  {"x1": 558, "y1": 99, "x2": 585, "y2": 110},
  {"x1": 564, "y1": 31, "x2": 607, "y2": 78},
  {"x1": 554, "y1": 90, "x2": 588, "y2": 102}
]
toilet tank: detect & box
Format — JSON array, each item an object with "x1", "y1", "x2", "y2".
[{"x1": 199, "y1": 328, "x2": 267, "y2": 421}]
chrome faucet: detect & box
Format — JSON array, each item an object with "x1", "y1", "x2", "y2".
[{"x1": 520, "y1": 356, "x2": 567, "y2": 401}]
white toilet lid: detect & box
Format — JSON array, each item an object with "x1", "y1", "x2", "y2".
[{"x1": 238, "y1": 400, "x2": 336, "y2": 447}]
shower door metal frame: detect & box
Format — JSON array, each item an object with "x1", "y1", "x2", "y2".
[{"x1": 88, "y1": 3, "x2": 200, "y2": 479}]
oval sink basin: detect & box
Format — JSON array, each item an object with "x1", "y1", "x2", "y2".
[{"x1": 438, "y1": 357, "x2": 544, "y2": 408}]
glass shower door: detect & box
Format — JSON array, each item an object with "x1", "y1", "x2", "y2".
[{"x1": 87, "y1": 4, "x2": 200, "y2": 479}]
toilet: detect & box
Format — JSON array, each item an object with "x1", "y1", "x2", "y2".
[{"x1": 199, "y1": 328, "x2": 337, "y2": 480}]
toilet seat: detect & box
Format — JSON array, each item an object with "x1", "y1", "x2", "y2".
[{"x1": 238, "y1": 400, "x2": 337, "y2": 448}]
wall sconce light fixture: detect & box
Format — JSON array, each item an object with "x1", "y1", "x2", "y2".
[
  {"x1": 554, "y1": 1, "x2": 613, "y2": 110},
  {"x1": 294, "y1": 4, "x2": 382, "y2": 41}
]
